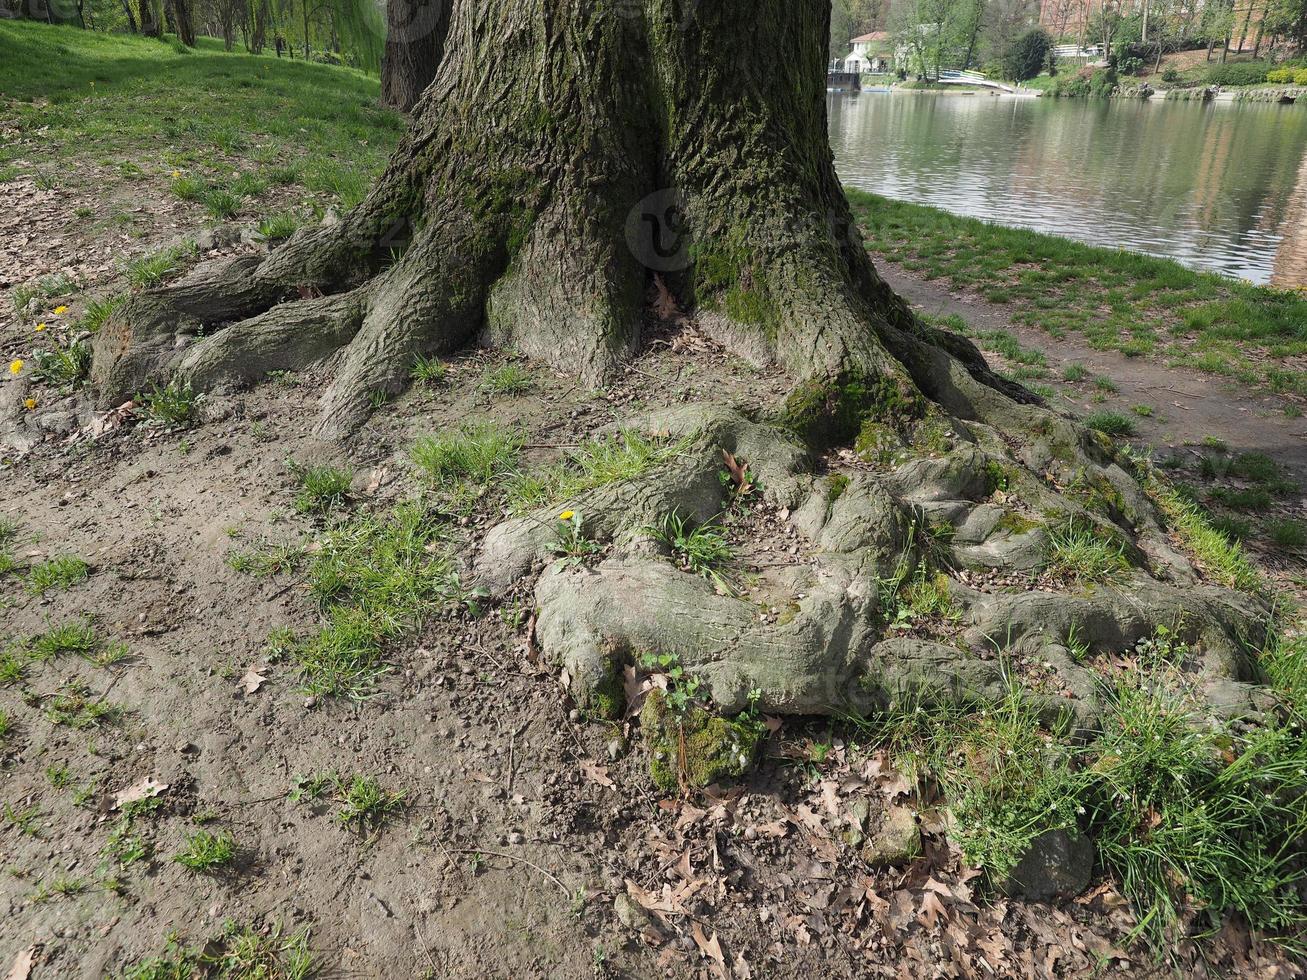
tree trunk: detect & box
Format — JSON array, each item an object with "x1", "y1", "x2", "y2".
[
  {"x1": 171, "y1": 0, "x2": 194, "y2": 46},
  {"x1": 138, "y1": 0, "x2": 159, "y2": 37},
  {"x1": 89, "y1": 0, "x2": 1271, "y2": 720},
  {"x1": 120, "y1": 0, "x2": 137, "y2": 33},
  {"x1": 380, "y1": 0, "x2": 449, "y2": 113}
]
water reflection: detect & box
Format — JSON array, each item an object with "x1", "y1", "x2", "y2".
[{"x1": 828, "y1": 92, "x2": 1307, "y2": 287}]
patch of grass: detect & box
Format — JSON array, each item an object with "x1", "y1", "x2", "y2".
[
  {"x1": 410, "y1": 422, "x2": 521, "y2": 492},
  {"x1": 203, "y1": 188, "x2": 242, "y2": 220},
  {"x1": 26, "y1": 555, "x2": 89, "y2": 595},
  {"x1": 79, "y1": 293, "x2": 127, "y2": 333},
  {"x1": 1060, "y1": 363, "x2": 1090, "y2": 382},
  {"x1": 0, "y1": 517, "x2": 20, "y2": 578},
  {"x1": 33, "y1": 341, "x2": 92, "y2": 390},
  {"x1": 1210, "y1": 486, "x2": 1274, "y2": 512},
  {"x1": 1083, "y1": 411, "x2": 1136, "y2": 437},
  {"x1": 848, "y1": 190, "x2": 1307, "y2": 394},
  {"x1": 503, "y1": 429, "x2": 684, "y2": 514},
  {"x1": 118, "y1": 921, "x2": 313, "y2": 980},
  {"x1": 226, "y1": 539, "x2": 304, "y2": 578},
  {"x1": 168, "y1": 174, "x2": 205, "y2": 201},
  {"x1": 0, "y1": 648, "x2": 24, "y2": 685},
  {"x1": 1093, "y1": 376, "x2": 1120, "y2": 393},
  {"x1": 855, "y1": 658, "x2": 1307, "y2": 948},
  {"x1": 30, "y1": 618, "x2": 98, "y2": 659},
  {"x1": 1267, "y1": 518, "x2": 1306, "y2": 550},
  {"x1": 410, "y1": 353, "x2": 447, "y2": 385},
  {"x1": 480, "y1": 362, "x2": 533, "y2": 395},
  {"x1": 1141, "y1": 463, "x2": 1261, "y2": 591},
  {"x1": 44, "y1": 683, "x2": 120, "y2": 729},
  {"x1": 0, "y1": 708, "x2": 10, "y2": 745},
  {"x1": 123, "y1": 243, "x2": 195, "y2": 288},
  {"x1": 31, "y1": 875, "x2": 86, "y2": 903},
  {"x1": 173, "y1": 830, "x2": 235, "y2": 872},
  {"x1": 646, "y1": 510, "x2": 733, "y2": 590},
  {"x1": 1130, "y1": 404, "x2": 1154, "y2": 417},
  {"x1": 295, "y1": 503, "x2": 460, "y2": 698},
  {"x1": 335, "y1": 775, "x2": 406, "y2": 835},
  {"x1": 230, "y1": 172, "x2": 266, "y2": 197},
  {"x1": 1043, "y1": 519, "x2": 1130, "y2": 583},
  {"x1": 257, "y1": 211, "x2": 301, "y2": 241},
  {"x1": 138, "y1": 382, "x2": 198, "y2": 426},
  {"x1": 291, "y1": 463, "x2": 352, "y2": 514}
]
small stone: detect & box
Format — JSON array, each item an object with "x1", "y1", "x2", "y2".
[
  {"x1": 606, "y1": 737, "x2": 625, "y2": 761},
  {"x1": 1000, "y1": 829, "x2": 1094, "y2": 901},
  {"x1": 568, "y1": 709, "x2": 581, "y2": 722},
  {"x1": 613, "y1": 892, "x2": 652, "y2": 932},
  {"x1": 860, "y1": 804, "x2": 921, "y2": 867}
]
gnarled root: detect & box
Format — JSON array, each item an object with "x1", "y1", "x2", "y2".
[{"x1": 479, "y1": 404, "x2": 1273, "y2": 725}]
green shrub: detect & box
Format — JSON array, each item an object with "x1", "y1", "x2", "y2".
[
  {"x1": 1296, "y1": 67, "x2": 1307, "y2": 86},
  {"x1": 1003, "y1": 28, "x2": 1052, "y2": 82},
  {"x1": 1206, "y1": 62, "x2": 1269, "y2": 86},
  {"x1": 1267, "y1": 67, "x2": 1293, "y2": 83}
]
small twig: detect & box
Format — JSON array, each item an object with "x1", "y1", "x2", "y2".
[
  {"x1": 448, "y1": 847, "x2": 570, "y2": 895},
  {"x1": 414, "y1": 921, "x2": 438, "y2": 973}
]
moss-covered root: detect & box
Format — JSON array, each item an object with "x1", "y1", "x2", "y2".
[
  {"x1": 639, "y1": 689, "x2": 762, "y2": 792},
  {"x1": 513, "y1": 404, "x2": 1273, "y2": 724}
]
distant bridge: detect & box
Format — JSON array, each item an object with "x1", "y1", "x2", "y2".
[{"x1": 937, "y1": 69, "x2": 1015, "y2": 93}]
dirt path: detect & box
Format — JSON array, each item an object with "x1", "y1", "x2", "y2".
[{"x1": 878, "y1": 261, "x2": 1307, "y2": 484}]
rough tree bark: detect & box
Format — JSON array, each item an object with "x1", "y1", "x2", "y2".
[
  {"x1": 90, "y1": 0, "x2": 1272, "y2": 720},
  {"x1": 138, "y1": 0, "x2": 159, "y2": 37},
  {"x1": 380, "y1": 0, "x2": 449, "y2": 113},
  {"x1": 169, "y1": 0, "x2": 194, "y2": 46}
]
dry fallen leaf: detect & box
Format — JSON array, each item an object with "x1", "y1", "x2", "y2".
[
  {"x1": 720, "y1": 449, "x2": 752, "y2": 495},
  {"x1": 113, "y1": 777, "x2": 168, "y2": 810},
  {"x1": 579, "y1": 759, "x2": 615, "y2": 789},
  {"x1": 918, "y1": 889, "x2": 948, "y2": 929},
  {"x1": 690, "y1": 922, "x2": 729, "y2": 978},
  {"x1": 5, "y1": 946, "x2": 36, "y2": 980},
  {"x1": 240, "y1": 666, "x2": 267, "y2": 694}
]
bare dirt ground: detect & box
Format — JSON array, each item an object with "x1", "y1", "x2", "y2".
[{"x1": 2, "y1": 180, "x2": 1304, "y2": 979}]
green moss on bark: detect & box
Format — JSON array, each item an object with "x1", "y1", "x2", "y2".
[
  {"x1": 777, "y1": 370, "x2": 924, "y2": 450},
  {"x1": 639, "y1": 689, "x2": 762, "y2": 792}
]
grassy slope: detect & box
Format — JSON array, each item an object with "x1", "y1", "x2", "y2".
[
  {"x1": 0, "y1": 21, "x2": 399, "y2": 210},
  {"x1": 848, "y1": 189, "x2": 1307, "y2": 396}
]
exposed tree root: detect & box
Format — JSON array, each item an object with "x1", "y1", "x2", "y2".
[{"x1": 481, "y1": 405, "x2": 1273, "y2": 723}]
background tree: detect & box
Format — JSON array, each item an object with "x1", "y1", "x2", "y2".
[
  {"x1": 1002, "y1": 26, "x2": 1051, "y2": 79},
  {"x1": 380, "y1": 0, "x2": 448, "y2": 112},
  {"x1": 983, "y1": 0, "x2": 1037, "y2": 69}
]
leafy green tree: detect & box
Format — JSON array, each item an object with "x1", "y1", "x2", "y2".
[{"x1": 1002, "y1": 27, "x2": 1051, "y2": 80}]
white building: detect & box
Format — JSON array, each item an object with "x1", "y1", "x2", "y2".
[{"x1": 842, "y1": 31, "x2": 893, "y2": 74}]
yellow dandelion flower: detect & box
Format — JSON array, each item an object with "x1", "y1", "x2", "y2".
[
  {"x1": 34, "y1": 322, "x2": 46, "y2": 332},
  {"x1": 559, "y1": 510, "x2": 575, "y2": 521},
  {"x1": 23, "y1": 398, "x2": 36, "y2": 410},
  {"x1": 171, "y1": 170, "x2": 181, "y2": 178},
  {"x1": 8, "y1": 359, "x2": 23, "y2": 376},
  {"x1": 53, "y1": 305, "x2": 68, "y2": 315}
]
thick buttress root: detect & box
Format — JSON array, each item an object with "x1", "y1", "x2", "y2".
[{"x1": 480, "y1": 404, "x2": 1272, "y2": 723}]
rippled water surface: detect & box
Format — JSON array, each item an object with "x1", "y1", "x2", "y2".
[{"x1": 828, "y1": 92, "x2": 1307, "y2": 287}]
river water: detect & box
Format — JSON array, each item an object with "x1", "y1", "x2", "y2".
[{"x1": 828, "y1": 91, "x2": 1307, "y2": 288}]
